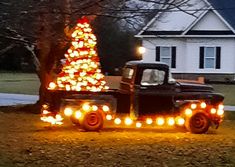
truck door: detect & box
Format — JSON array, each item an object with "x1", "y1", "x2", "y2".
[{"x1": 133, "y1": 68, "x2": 175, "y2": 117}]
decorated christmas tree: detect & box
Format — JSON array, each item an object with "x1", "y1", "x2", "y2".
[{"x1": 48, "y1": 17, "x2": 109, "y2": 92}]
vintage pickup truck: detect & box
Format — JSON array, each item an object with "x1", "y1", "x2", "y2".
[{"x1": 41, "y1": 61, "x2": 224, "y2": 134}]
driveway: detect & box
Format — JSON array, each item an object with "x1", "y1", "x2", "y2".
[{"x1": 0, "y1": 93, "x2": 38, "y2": 106}]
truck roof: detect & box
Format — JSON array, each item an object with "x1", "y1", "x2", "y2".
[{"x1": 126, "y1": 60, "x2": 169, "y2": 69}]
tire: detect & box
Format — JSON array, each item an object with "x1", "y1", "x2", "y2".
[
  {"x1": 81, "y1": 111, "x2": 103, "y2": 131},
  {"x1": 185, "y1": 112, "x2": 210, "y2": 134}
]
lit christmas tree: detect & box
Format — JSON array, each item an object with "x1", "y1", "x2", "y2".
[{"x1": 48, "y1": 17, "x2": 109, "y2": 92}]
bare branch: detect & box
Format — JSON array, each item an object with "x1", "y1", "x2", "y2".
[
  {"x1": 25, "y1": 45, "x2": 40, "y2": 72},
  {"x1": 0, "y1": 43, "x2": 15, "y2": 55}
]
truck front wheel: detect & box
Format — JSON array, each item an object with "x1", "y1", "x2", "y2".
[
  {"x1": 185, "y1": 112, "x2": 210, "y2": 134},
  {"x1": 81, "y1": 111, "x2": 103, "y2": 131}
]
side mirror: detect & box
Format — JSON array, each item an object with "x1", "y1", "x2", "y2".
[{"x1": 168, "y1": 78, "x2": 176, "y2": 84}]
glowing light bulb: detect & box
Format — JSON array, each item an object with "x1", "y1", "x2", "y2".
[
  {"x1": 146, "y1": 118, "x2": 153, "y2": 125},
  {"x1": 66, "y1": 85, "x2": 71, "y2": 91},
  {"x1": 124, "y1": 117, "x2": 133, "y2": 125},
  {"x1": 218, "y1": 104, "x2": 224, "y2": 110},
  {"x1": 191, "y1": 103, "x2": 197, "y2": 109},
  {"x1": 138, "y1": 46, "x2": 146, "y2": 54},
  {"x1": 48, "y1": 82, "x2": 56, "y2": 90},
  {"x1": 102, "y1": 105, "x2": 110, "y2": 112},
  {"x1": 167, "y1": 117, "x2": 175, "y2": 126},
  {"x1": 217, "y1": 109, "x2": 224, "y2": 116},
  {"x1": 64, "y1": 108, "x2": 73, "y2": 116},
  {"x1": 136, "y1": 122, "x2": 142, "y2": 128},
  {"x1": 92, "y1": 105, "x2": 98, "y2": 111},
  {"x1": 68, "y1": 49, "x2": 72, "y2": 53},
  {"x1": 56, "y1": 114, "x2": 63, "y2": 121},
  {"x1": 106, "y1": 115, "x2": 112, "y2": 120},
  {"x1": 156, "y1": 117, "x2": 164, "y2": 126},
  {"x1": 200, "y1": 102, "x2": 207, "y2": 108},
  {"x1": 210, "y1": 108, "x2": 216, "y2": 114},
  {"x1": 114, "y1": 118, "x2": 121, "y2": 125},
  {"x1": 176, "y1": 117, "x2": 185, "y2": 126},
  {"x1": 185, "y1": 108, "x2": 192, "y2": 116},
  {"x1": 82, "y1": 104, "x2": 90, "y2": 112},
  {"x1": 42, "y1": 110, "x2": 50, "y2": 115},
  {"x1": 75, "y1": 111, "x2": 82, "y2": 119}
]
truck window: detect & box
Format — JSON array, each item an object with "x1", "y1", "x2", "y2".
[
  {"x1": 123, "y1": 68, "x2": 134, "y2": 79},
  {"x1": 141, "y1": 69, "x2": 165, "y2": 86}
]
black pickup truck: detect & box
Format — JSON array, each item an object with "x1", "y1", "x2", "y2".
[{"x1": 41, "y1": 61, "x2": 224, "y2": 134}]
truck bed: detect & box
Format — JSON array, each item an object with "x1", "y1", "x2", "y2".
[{"x1": 45, "y1": 89, "x2": 131, "y2": 114}]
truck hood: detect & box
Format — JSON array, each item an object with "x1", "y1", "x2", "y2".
[{"x1": 178, "y1": 82, "x2": 214, "y2": 92}]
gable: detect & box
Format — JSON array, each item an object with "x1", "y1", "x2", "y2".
[
  {"x1": 191, "y1": 10, "x2": 230, "y2": 31},
  {"x1": 147, "y1": 10, "x2": 203, "y2": 32},
  {"x1": 138, "y1": 0, "x2": 209, "y2": 36},
  {"x1": 136, "y1": 0, "x2": 235, "y2": 37},
  {"x1": 208, "y1": 0, "x2": 235, "y2": 30}
]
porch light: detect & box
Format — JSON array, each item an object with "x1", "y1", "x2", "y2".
[{"x1": 138, "y1": 46, "x2": 146, "y2": 54}]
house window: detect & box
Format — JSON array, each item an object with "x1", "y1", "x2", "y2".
[
  {"x1": 156, "y1": 46, "x2": 176, "y2": 68},
  {"x1": 199, "y1": 47, "x2": 221, "y2": 69},
  {"x1": 141, "y1": 69, "x2": 165, "y2": 86},
  {"x1": 205, "y1": 47, "x2": 215, "y2": 68},
  {"x1": 160, "y1": 47, "x2": 171, "y2": 66}
]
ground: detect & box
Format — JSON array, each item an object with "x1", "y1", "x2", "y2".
[{"x1": 0, "y1": 111, "x2": 235, "y2": 167}]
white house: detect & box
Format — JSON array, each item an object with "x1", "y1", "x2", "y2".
[{"x1": 136, "y1": 0, "x2": 235, "y2": 82}]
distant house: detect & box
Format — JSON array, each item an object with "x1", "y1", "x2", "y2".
[{"x1": 136, "y1": 0, "x2": 235, "y2": 82}]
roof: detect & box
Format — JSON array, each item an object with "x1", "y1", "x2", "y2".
[
  {"x1": 136, "y1": 0, "x2": 235, "y2": 37},
  {"x1": 208, "y1": 0, "x2": 235, "y2": 29}
]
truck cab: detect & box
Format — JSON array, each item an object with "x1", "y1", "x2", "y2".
[{"x1": 120, "y1": 61, "x2": 176, "y2": 117}]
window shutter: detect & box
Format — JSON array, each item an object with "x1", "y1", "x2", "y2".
[
  {"x1": 171, "y1": 47, "x2": 176, "y2": 68},
  {"x1": 216, "y1": 47, "x2": 221, "y2": 69},
  {"x1": 155, "y1": 46, "x2": 160, "y2": 61},
  {"x1": 199, "y1": 47, "x2": 204, "y2": 69}
]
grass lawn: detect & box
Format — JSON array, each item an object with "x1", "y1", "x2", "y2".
[
  {"x1": 0, "y1": 72, "x2": 234, "y2": 105},
  {"x1": 211, "y1": 84, "x2": 235, "y2": 105},
  {"x1": 0, "y1": 72, "x2": 40, "y2": 95}
]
